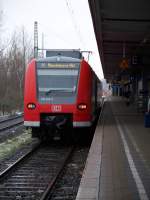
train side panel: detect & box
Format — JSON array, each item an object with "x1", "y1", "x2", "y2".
[
  {"x1": 73, "y1": 60, "x2": 101, "y2": 127},
  {"x1": 73, "y1": 60, "x2": 92, "y2": 127},
  {"x1": 24, "y1": 60, "x2": 40, "y2": 126}
]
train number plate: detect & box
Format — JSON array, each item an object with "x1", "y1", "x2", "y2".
[{"x1": 51, "y1": 105, "x2": 62, "y2": 112}]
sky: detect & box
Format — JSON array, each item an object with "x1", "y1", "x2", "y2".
[{"x1": 1, "y1": 0, "x2": 104, "y2": 79}]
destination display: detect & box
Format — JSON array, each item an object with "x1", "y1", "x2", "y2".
[{"x1": 37, "y1": 62, "x2": 79, "y2": 69}]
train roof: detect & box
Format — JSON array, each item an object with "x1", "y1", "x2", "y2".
[{"x1": 36, "y1": 56, "x2": 81, "y2": 63}]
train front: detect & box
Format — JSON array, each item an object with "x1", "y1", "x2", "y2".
[{"x1": 24, "y1": 56, "x2": 81, "y2": 139}]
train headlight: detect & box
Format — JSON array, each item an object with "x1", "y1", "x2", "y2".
[
  {"x1": 27, "y1": 103, "x2": 36, "y2": 110},
  {"x1": 77, "y1": 103, "x2": 87, "y2": 110}
]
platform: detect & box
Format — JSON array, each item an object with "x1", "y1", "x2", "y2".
[{"x1": 76, "y1": 96, "x2": 150, "y2": 200}]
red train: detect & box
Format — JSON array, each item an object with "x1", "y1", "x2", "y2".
[{"x1": 24, "y1": 51, "x2": 102, "y2": 140}]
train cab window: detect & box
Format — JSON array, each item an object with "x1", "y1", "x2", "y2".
[{"x1": 36, "y1": 64, "x2": 80, "y2": 104}]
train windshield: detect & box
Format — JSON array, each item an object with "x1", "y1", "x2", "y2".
[{"x1": 37, "y1": 63, "x2": 80, "y2": 104}]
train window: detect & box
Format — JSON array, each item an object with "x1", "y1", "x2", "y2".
[{"x1": 36, "y1": 68, "x2": 79, "y2": 104}]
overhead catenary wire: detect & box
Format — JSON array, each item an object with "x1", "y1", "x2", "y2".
[
  {"x1": 64, "y1": 0, "x2": 86, "y2": 49},
  {"x1": 38, "y1": 22, "x2": 76, "y2": 48}
]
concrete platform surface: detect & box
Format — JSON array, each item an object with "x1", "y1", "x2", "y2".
[{"x1": 76, "y1": 96, "x2": 150, "y2": 200}]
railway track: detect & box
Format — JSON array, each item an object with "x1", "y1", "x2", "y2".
[
  {"x1": 0, "y1": 115, "x2": 23, "y2": 132},
  {"x1": 0, "y1": 115, "x2": 24, "y2": 143},
  {"x1": 0, "y1": 114, "x2": 22, "y2": 123},
  {"x1": 49, "y1": 146, "x2": 89, "y2": 200},
  {"x1": 0, "y1": 142, "x2": 74, "y2": 200}
]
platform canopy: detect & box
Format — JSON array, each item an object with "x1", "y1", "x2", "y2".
[{"x1": 88, "y1": 0, "x2": 150, "y2": 82}]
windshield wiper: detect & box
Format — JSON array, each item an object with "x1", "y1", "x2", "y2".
[
  {"x1": 45, "y1": 88, "x2": 75, "y2": 95},
  {"x1": 45, "y1": 89, "x2": 56, "y2": 95}
]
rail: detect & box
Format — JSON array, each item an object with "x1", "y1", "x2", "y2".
[{"x1": 0, "y1": 143, "x2": 74, "y2": 200}]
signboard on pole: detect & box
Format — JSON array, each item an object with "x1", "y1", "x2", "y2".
[{"x1": 119, "y1": 58, "x2": 129, "y2": 69}]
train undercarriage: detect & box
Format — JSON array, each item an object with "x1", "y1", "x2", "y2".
[{"x1": 31, "y1": 113, "x2": 73, "y2": 142}]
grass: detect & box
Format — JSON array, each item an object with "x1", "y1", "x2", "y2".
[{"x1": 0, "y1": 129, "x2": 32, "y2": 160}]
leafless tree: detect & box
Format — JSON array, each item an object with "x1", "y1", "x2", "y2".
[{"x1": 0, "y1": 27, "x2": 33, "y2": 114}]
